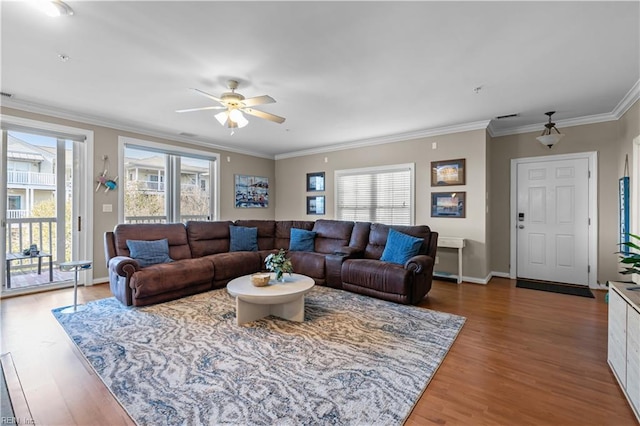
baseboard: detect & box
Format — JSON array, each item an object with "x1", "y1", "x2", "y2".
[
  {"x1": 590, "y1": 282, "x2": 609, "y2": 291},
  {"x1": 491, "y1": 271, "x2": 511, "y2": 279},
  {"x1": 464, "y1": 274, "x2": 491, "y2": 285}
]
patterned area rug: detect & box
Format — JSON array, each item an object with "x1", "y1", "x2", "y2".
[{"x1": 53, "y1": 286, "x2": 465, "y2": 425}]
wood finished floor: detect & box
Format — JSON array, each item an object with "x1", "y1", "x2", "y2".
[{"x1": 0, "y1": 278, "x2": 637, "y2": 425}]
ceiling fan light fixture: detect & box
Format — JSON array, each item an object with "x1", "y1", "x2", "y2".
[
  {"x1": 229, "y1": 109, "x2": 249, "y2": 128},
  {"x1": 31, "y1": 0, "x2": 74, "y2": 17},
  {"x1": 536, "y1": 111, "x2": 564, "y2": 148},
  {"x1": 214, "y1": 111, "x2": 228, "y2": 126}
]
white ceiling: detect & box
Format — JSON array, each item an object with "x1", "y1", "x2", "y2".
[{"x1": 2, "y1": 1, "x2": 639, "y2": 158}]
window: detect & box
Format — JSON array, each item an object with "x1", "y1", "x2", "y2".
[
  {"x1": 120, "y1": 138, "x2": 218, "y2": 224},
  {"x1": 335, "y1": 163, "x2": 414, "y2": 225},
  {"x1": 7, "y1": 195, "x2": 21, "y2": 210}
]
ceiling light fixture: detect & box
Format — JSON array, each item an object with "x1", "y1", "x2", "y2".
[
  {"x1": 32, "y1": 0, "x2": 74, "y2": 17},
  {"x1": 536, "y1": 111, "x2": 564, "y2": 148},
  {"x1": 215, "y1": 109, "x2": 248, "y2": 129}
]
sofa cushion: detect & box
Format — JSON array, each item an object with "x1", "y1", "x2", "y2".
[
  {"x1": 206, "y1": 252, "x2": 262, "y2": 282},
  {"x1": 380, "y1": 229, "x2": 424, "y2": 265},
  {"x1": 290, "y1": 228, "x2": 317, "y2": 252},
  {"x1": 114, "y1": 223, "x2": 192, "y2": 260},
  {"x1": 234, "y1": 220, "x2": 276, "y2": 250},
  {"x1": 364, "y1": 223, "x2": 432, "y2": 260},
  {"x1": 126, "y1": 238, "x2": 173, "y2": 267},
  {"x1": 312, "y1": 219, "x2": 354, "y2": 254},
  {"x1": 129, "y1": 258, "x2": 214, "y2": 298},
  {"x1": 229, "y1": 226, "x2": 258, "y2": 251},
  {"x1": 186, "y1": 221, "x2": 233, "y2": 257}
]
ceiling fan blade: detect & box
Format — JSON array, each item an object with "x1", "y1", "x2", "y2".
[
  {"x1": 241, "y1": 95, "x2": 275, "y2": 107},
  {"x1": 243, "y1": 108, "x2": 286, "y2": 124},
  {"x1": 176, "y1": 106, "x2": 226, "y2": 113},
  {"x1": 190, "y1": 88, "x2": 224, "y2": 104}
]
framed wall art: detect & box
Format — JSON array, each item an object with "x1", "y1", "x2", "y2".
[
  {"x1": 307, "y1": 195, "x2": 325, "y2": 215},
  {"x1": 235, "y1": 174, "x2": 269, "y2": 208},
  {"x1": 431, "y1": 191, "x2": 466, "y2": 218},
  {"x1": 431, "y1": 158, "x2": 466, "y2": 186},
  {"x1": 306, "y1": 172, "x2": 325, "y2": 192}
]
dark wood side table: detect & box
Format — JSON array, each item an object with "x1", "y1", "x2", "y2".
[{"x1": 6, "y1": 252, "x2": 53, "y2": 289}]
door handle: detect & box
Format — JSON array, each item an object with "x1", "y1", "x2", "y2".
[{"x1": 518, "y1": 225, "x2": 525, "y2": 229}]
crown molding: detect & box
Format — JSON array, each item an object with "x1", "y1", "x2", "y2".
[
  {"x1": 489, "y1": 79, "x2": 640, "y2": 138},
  {"x1": 275, "y1": 119, "x2": 491, "y2": 160},
  {"x1": 0, "y1": 97, "x2": 274, "y2": 159}
]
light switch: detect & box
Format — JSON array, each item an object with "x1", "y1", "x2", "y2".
[
  {"x1": 102, "y1": 204, "x2": 113, "y2": 213},
  {"x1": 432, "y1": 142, "x2": 437, "y2": 150}
]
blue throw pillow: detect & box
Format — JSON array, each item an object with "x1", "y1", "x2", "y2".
[
  {"x1": 126, "y1": 238, "x2": 173, "y2": 268},
  {"x1": 229, "y1": 226, "x2": 258, "y2": 251},
  {"x1": 380, "y1": 228, "x2": 424, "y2": 265},
  {"x1": 289, "y1": 228, "x2": 317, "y2": 252}
]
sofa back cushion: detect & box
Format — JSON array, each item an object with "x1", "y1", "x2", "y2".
[
  {"x1": 275, "y1": 221, "x2": 314, "y2": 250},
  {"x1": 234, "y1": 220, "x2": 276, "y2": 250},
  {"x1": 364, "y1": 223, "x2": 432, "y2": 260},
  {"x1": 312, "y1": 219, "x2": 355, "y2": 254},
  {"x1": 186, "y1": 221, "x2": 233, "y2": 257},
  {"x1": 113, "y1": 223, "x2": 192, "y2": 261}
]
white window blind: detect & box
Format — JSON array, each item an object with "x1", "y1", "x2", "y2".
[{"x1": 336, "y1": 163, "x2": 414, "y2": 225}]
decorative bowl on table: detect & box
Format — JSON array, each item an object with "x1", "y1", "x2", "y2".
[{"x1": 250, "y1": 273, "x2": 271, "y2": 287}]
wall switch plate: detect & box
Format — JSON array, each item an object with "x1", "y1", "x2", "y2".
[
  {"x1": 102, "y1": 204, "x2": 113, "y2": 213},
  {"x1": 435, "y1": 256, "x2": 440, "y2": 264}
]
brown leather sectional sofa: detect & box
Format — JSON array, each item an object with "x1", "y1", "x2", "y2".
[{"x1": 104, "y1": 219, "x2": 438, "y2": 307}]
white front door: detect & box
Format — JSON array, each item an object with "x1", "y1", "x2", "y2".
[{"x1": 516, "y1": 157, "x2": 590, "y2": 285}]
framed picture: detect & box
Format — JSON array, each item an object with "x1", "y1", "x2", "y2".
[
  {"x1": 307, "y1": 195, "x2": 325, "y2": 215},
  {"x1": 431, "y1": 158, "x2": 466, "y2": 186},
  {"x1": 431, "y1": 191, "x2": 466, "y2": 218},
  {"x1": 235, "y1": 174, "x2": 269, "y2": 208},
  {"x1": 306, "y1": 172, "x2": 325, "y2": 192}
]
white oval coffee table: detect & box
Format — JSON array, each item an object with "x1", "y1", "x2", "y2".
[{"x1": 227, "y1": 273, "x2": 315, "y2": 325}]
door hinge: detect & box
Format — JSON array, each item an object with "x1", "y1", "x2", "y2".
[
  {"x1": 588, "y1": 218, "x2": 591, "y2": 225},
  {"x1": 78, "y1": 216, "x2": 82, "y2": 232},
  {"x1": 588, "y1": 265, "x2": 591, "y2": 273},
  {"x1": 588, "y1": 170, "x2": 591, "y2": 178}
]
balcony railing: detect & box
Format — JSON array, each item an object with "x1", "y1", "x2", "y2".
[
  {"x1": 125, "y1": 215, "x2": 209, "y2": 224},
  {"x1": 7, "y1": 210, "x2": 28, "y2": 219},
  {"x1": 131, "y1": 181, "x2": 204, "y2": 192},
  {"x1": 7, "y1": 171, "x2": 56, "y2": 186},
  {"x1": 6, "y1": 217, "x2": 57, "y2": 256}
]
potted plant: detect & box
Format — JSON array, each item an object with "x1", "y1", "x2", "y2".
[
  {"x1": 265, "y1": 248, "x2": 293, "y2": 282},
  {"x1": 619, "y1": 233, "x2": 640, "y2": 283}
]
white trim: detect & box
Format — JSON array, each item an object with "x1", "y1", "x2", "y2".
[
  {"x1": 0, "y1": 114, "x2": 94, "y2": 286},
  {"x1": 491, "y1": 271, "x2": 511, "y2": 279},
  {"x1": 334, "y1": 163, "x2": 415, "y2": 225},
  {"x1": 464, "y1": 274, "x2": 492, "y2": 285},
  {"x1": 276, "y1": 120, "x2": 491, "y2": 160},
  {"x1": 118, "y1": 136, "x2": 221, "y2": 222},
  {"x1": 509, "y1": 152, "x2": 598, "y2": 287}
]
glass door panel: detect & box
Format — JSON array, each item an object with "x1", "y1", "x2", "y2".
[
  {"x1": 3, "y1": 131, "x2": 75, "y2": 291},
  {"x1": 123, "y1": 147, "x2": 167, "y2": 223},
  {"x1": 179, "y1": 156, "x2": 211, "y2": 222}
]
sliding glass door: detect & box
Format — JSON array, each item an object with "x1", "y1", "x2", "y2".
[{"x1": 1, "y1": 127, "x2": 87, "y2": 293}]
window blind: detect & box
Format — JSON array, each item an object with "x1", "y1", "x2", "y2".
[{"x1": 336, "y1": 164, "x2": 413, "y2": 225}]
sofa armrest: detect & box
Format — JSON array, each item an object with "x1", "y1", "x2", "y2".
[
  {"x1": 109, "y1": 256, "x2": 140, "y2": 277},
  {"x1": 405, "y1": 254, "x2": 433, "y2": 274},
  {"x1": 325, "y1": 252, "x2": 353, "y2": 288},
  {"x1": 333, "y1": 246, "x2": 364, "y2": 258}
]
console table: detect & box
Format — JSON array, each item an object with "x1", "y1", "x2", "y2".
[
  {"x1": 436, "y1": 237, "x2": 465, "y2": 284},
  {"x1": 608, "y1": 281, "x2": 640, "y2": 422},
  {"x1": 6, "y1": 252, "x2": 53, "y2": 288}
]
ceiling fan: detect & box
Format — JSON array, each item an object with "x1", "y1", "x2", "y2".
[{"x1": 176, "y1": 80, "x2": 285, "y2": 129}]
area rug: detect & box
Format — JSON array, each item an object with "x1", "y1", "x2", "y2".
[
  {"x1": 516, "y1": 279, "x2": 595, "y2": 298},
  {"x1": 53, "y1": 286, "x2": 465, "y2": 425}
]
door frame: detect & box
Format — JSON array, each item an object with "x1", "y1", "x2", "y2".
[
  {"x1": 0, "y1": 114, "x2": 94, "y2": 289},
  {"x1": 509, "y1": 151, "x2": 598, "y2": 287}
]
